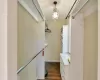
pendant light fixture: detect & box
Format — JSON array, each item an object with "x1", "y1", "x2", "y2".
[{"x1": 52, "y1": 1, "x2": 59, "y2": 19}]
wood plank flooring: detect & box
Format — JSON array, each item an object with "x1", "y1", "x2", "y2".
[{"x1": 40, "y1": 62, "x2": 61, "y2": 80}]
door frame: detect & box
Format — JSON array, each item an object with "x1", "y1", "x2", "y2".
[{"x1": 0, "y1": 0, "x2": 17, "y2": 80}]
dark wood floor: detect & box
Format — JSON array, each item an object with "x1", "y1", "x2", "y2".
[{"x1": 44, "y1": 62, "x2": 61, "y2": 80}]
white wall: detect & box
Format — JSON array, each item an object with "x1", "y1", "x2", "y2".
[
  {"x1": 0, "y1": 0, "x2": 17, "y2": 80},
  {"x1": 69, "y1": 13, "x2": 84, "y2": 80},
  {"x1": 0, "y1": 1, "x2": 8, "y2": 79},
  {"x1": 17, "y1": 3, "x2": 45, "y2": 80},
  {"x1": 98, "y1": 0, "x2": 100, "y2": 80},
  {"x1": 68, "y1": 2, "x2": 98, "y2": 80},
  {"x1": 45, "y1": 20, "x2": 66, "y2": 62},
  {"x1": 69, "y1": 11, "x2": 98, "y2": 80},
  {"x1": 84, "y1": 10, "x2": 98, "y2": 80},
  {"x1": 7, "y1": 0, "x2": 17, "y2": 80}
]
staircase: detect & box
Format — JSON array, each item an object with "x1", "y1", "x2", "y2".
[{"x1": 45, "y1": 62, "x2": 61, "y2": 80}]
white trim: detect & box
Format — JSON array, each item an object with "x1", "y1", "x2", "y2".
[
  {"x1": 83, "y1": 4, "x2": 97, "y2": 17},
  {"x1": 18, "y1": 0, "x2": 39, "y2": 22},
  {"x1": 45, "y1": 60, "x2": 60, "y2": 62}
]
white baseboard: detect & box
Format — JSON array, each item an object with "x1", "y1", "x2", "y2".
[{"x1": 45, "y1": 60, "x2": 60, "y2": 62}]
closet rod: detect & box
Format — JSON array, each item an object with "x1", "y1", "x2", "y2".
[
  {"x1": 72, "y1": 0, "x2": 89, "y2": 18},
  {"x1": 65, "y1": 0, "x2": 78, "y2": 19}
]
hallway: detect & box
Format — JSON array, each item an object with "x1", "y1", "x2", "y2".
[{"x1": 0, "y1": 0, "x2": 99, "y2": 80}]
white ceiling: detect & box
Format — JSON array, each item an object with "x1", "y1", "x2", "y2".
[
  {"x1": 19, "y1": 0, "x2": 97, "y2": 21},
  {"x1": 37, "y1": 0, "x2": 76, "y2": 20},
  {"x1": 72, "y1": 0, "x2": 97, "y2": 14}
]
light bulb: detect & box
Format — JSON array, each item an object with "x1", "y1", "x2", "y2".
[{"x1": 52, "y1": 11, "x2": 59, "y2": 19}]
